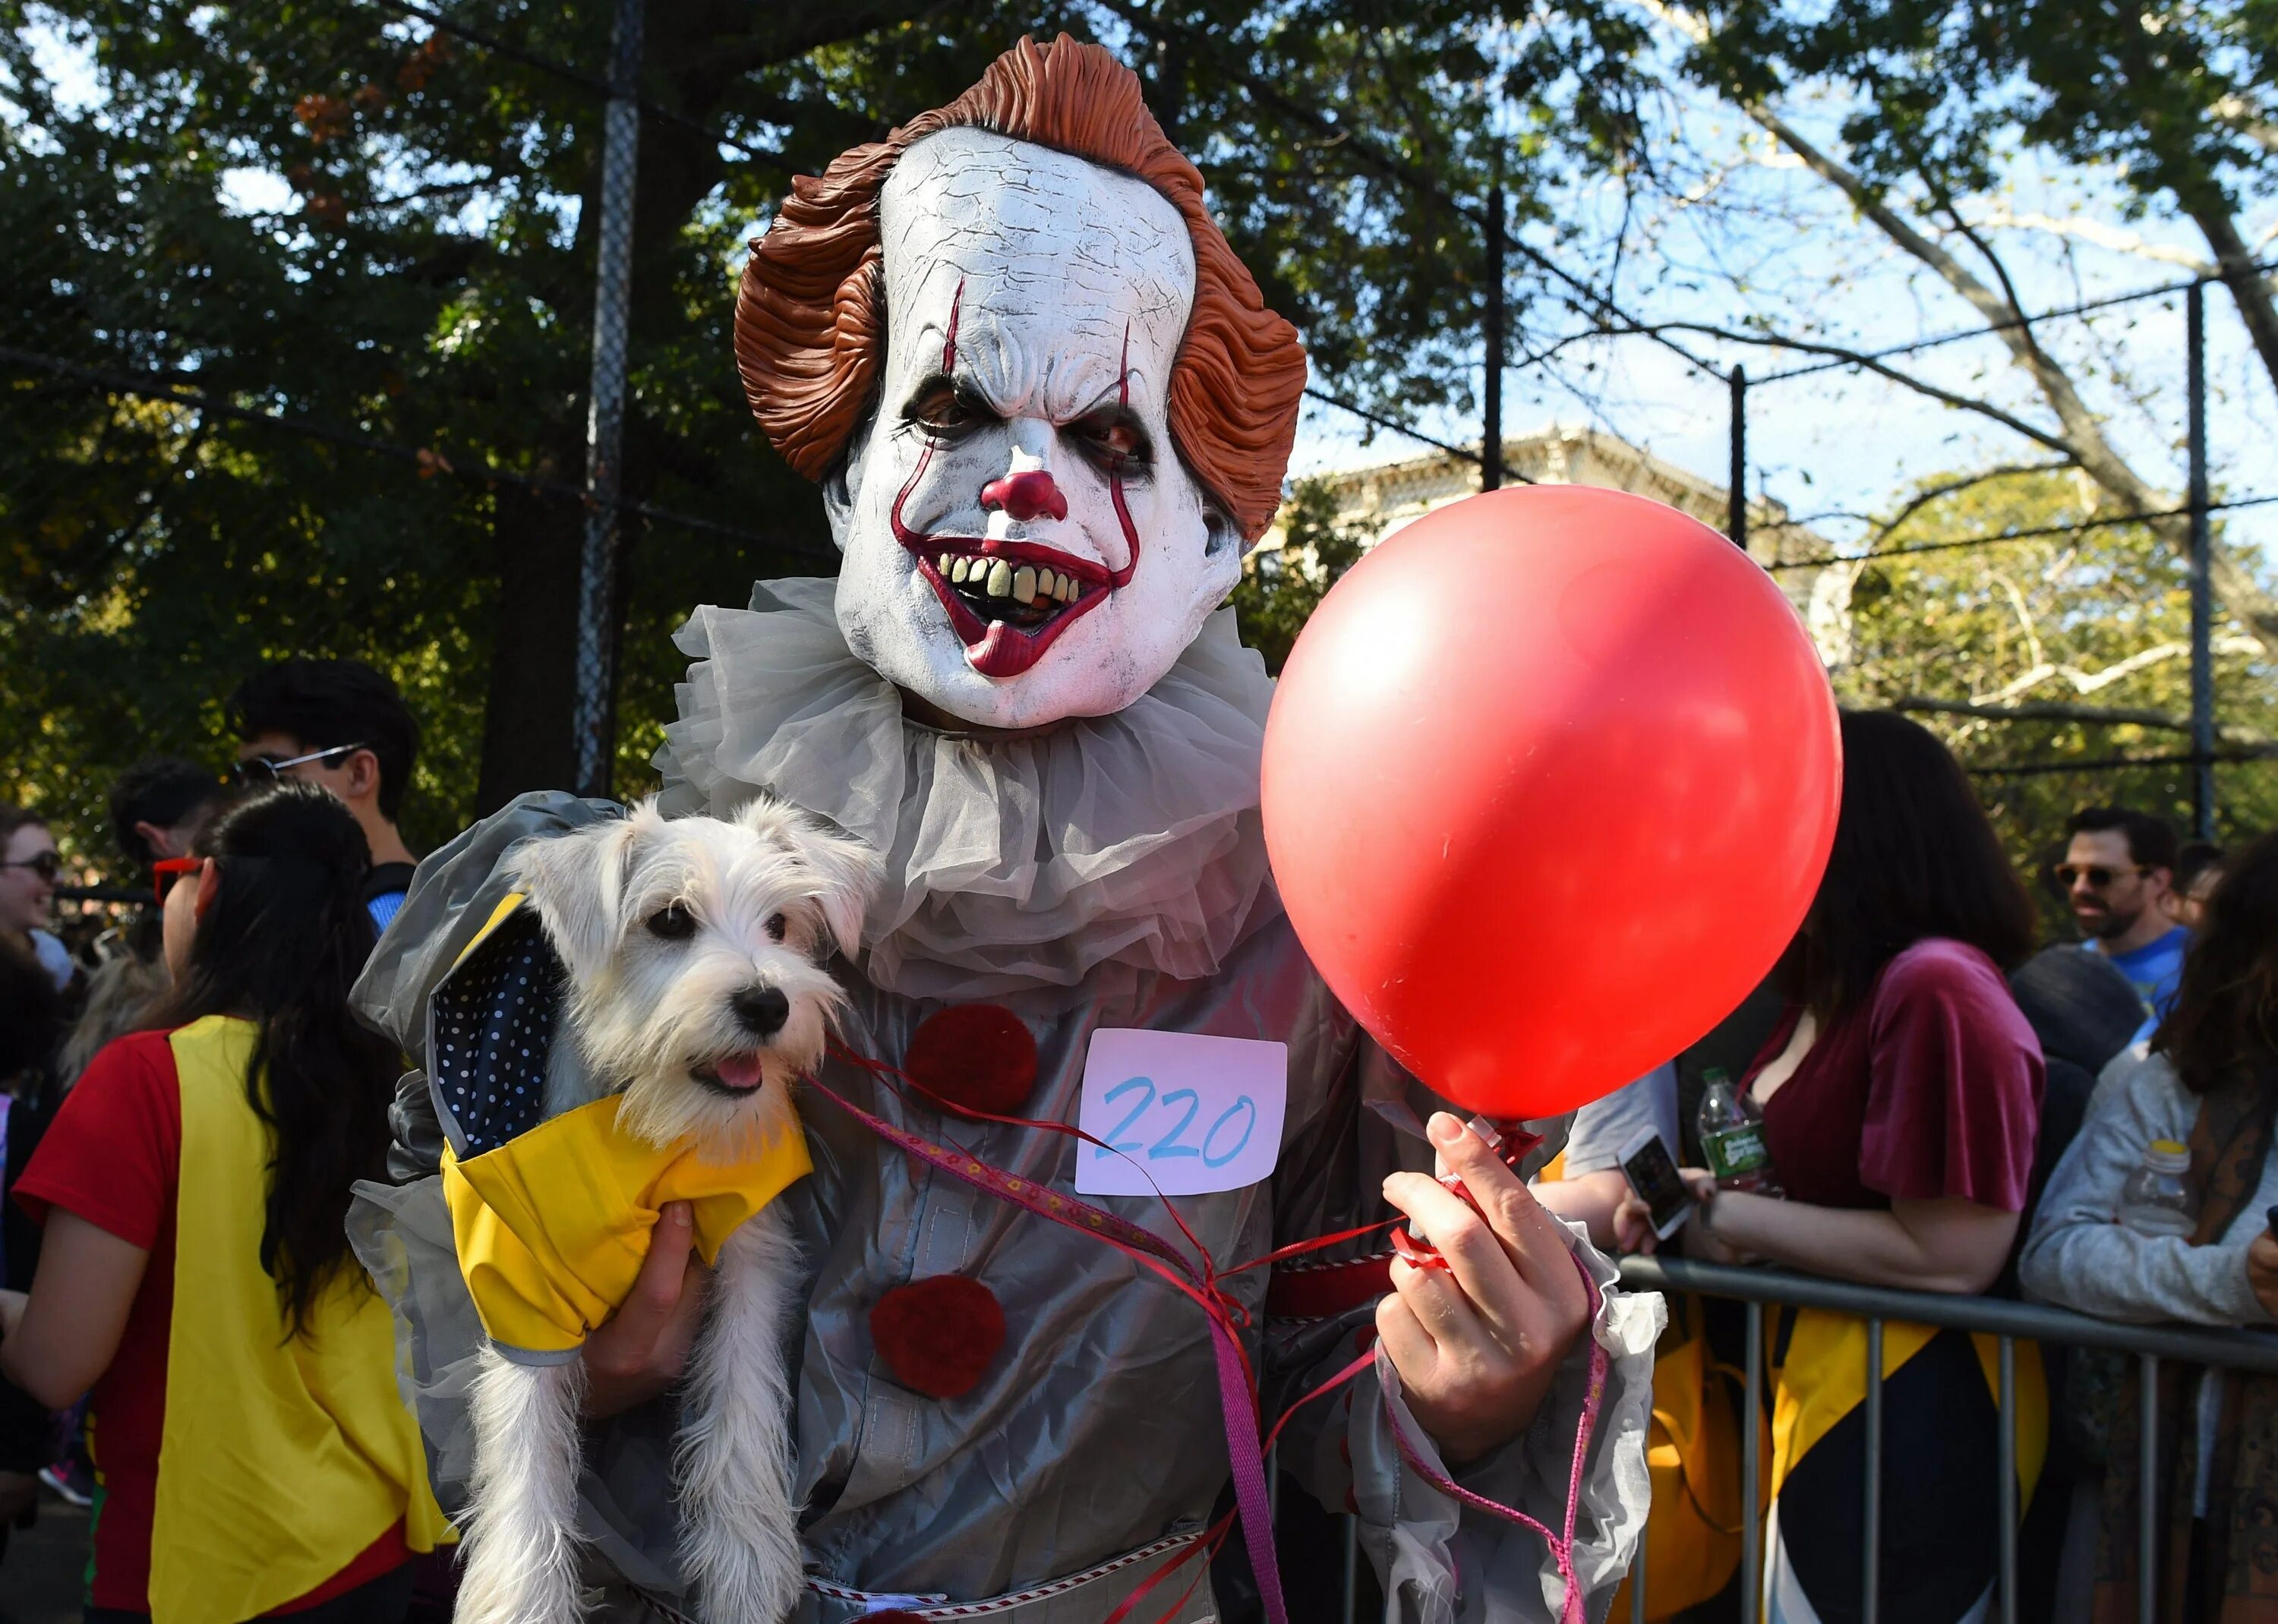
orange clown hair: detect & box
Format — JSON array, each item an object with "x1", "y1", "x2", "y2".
[{"x1": 734, "y1": 34, "x2": 1307, "y2": 544}]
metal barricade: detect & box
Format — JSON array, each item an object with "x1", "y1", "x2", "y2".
[{"x1": 1616, "y1": 1256, "x2": 2278, "y2": 1624}]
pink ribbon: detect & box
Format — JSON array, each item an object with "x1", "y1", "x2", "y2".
[{"x1": 804, "y1": 1047, "x2": 1611, "y2": 1623}]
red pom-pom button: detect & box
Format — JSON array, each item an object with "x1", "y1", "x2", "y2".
[
  {"x1": 870, "y1": 1275, "x2": 1007, "y2": 1399},
  {"x1": 904, "y1": 1004, "x2": 1038, "y2": 1118}
]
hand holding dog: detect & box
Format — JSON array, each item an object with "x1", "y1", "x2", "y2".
[
  {"x1": 582, "y1": 1202, "x2": 714, "y2": 1418},
  {"x1": 1378, "y1": 1114, "x2": 1592, "y2": 1465}
]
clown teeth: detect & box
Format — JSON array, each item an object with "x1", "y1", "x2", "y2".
[{"x1": 923, "y1": 547, "x2": 1094, "y2": 608}]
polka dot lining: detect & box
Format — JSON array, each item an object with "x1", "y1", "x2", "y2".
[{"x1": 431, "y1": 907, "x2": 563, "y2": 1155}]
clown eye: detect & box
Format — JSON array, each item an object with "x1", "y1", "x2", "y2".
[
  {"x1": 1068, "y1": 408, "x2": 1151, "y2": 475},
  {"x1": 647, "y1": 902, "x2": 697, "y2": 941},
  {"x1": 765, "y1": 913, "x2": 787, "y2": 942},
  {"x1": 904, "y1": 374, "x2": 992, "y2": 440}
]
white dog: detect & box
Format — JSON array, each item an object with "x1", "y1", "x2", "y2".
[{"x1": 453, "y1": 795, "x2": 872, "y2": 1624}]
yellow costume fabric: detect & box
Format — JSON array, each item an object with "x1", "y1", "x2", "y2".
[
  {"x1": 1771, "y1": 1307, "x2": 2046, "y2": 1500},
  {"x1": 153, "y1": 1015, "x2": 450, "y2": 1624},
  {"x1": 441, "y1": 1092, "x2": 812, "y2": 1359}
]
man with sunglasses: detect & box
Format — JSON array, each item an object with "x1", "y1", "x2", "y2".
[
  {"x1": 228, "y1": 659, "x2": 421, "y2": 932},
  {"x1": 2062, "y1": 806, "x2": 2188, "y2": 1043},
  {"x1": 0, "y1": 807, "x2": 71, "y2": 993}
]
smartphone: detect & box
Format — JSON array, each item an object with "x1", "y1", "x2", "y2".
[{"x1": 1618, "y1": 1127, "x2": 1693, "y2": 1242}]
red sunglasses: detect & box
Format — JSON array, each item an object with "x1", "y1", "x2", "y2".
[{"x1": 153, "y1": 856, "x2": 203, "y2": 904}]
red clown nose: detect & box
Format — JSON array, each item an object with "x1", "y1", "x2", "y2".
[{"x1": 980, "y1": 468, "x2": 1069, "y2": 522}]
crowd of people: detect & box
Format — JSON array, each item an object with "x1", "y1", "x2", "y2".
[
  {"x1": 0, "y1": 658, "x2": 446, "y2": 1616},
  {"x1": 0, "y1": 676, "x2": 2272, "y2": 1624},
  {"x1": 1541, "y1": 713, "x2": 2273, "y2": 1623}
]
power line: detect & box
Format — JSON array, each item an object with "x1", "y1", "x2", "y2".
[
  {"x1": 1763, "y1": 490, "x2": 2278, "y2": 571},
  {"x1": 1752, "y1": 257, "x2": 2278, "y2": 385},
  {"x1": 1087, "y1": 0, "x2": 1722, "y2": 386},
  {"x1": 1967, "y1": 750, "x2": 2272, "y2": 779},
  {"x1": 1301, "y1": 386, "x2": 1535, "y2": 484}
]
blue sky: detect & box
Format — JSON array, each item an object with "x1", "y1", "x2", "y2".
[{"x1": 1289, "y1": 77, "x2": 2278, "y2": 569}]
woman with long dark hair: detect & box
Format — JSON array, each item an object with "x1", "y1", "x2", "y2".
[
  {"x1": 2021, "y1": 828, "x2": 2278, "y2": 1622},
  {"x1": 1620, "y1": 709, "x2": 2048, "y2": 1623},
  {"x1": 0, "y1": 783, "x2": 447, "y2": 1622}
]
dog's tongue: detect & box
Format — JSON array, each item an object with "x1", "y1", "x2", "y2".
[{"x1": 713, "y1": 1053, "x2": 765, "y2": 1090}]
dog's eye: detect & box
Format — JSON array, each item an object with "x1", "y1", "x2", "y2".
[
  {"x1": 646, "y1": 902, "x2": 697, "y2": 941},
  {"x1": 765, "y1": 913, "x2": 787, "y2": 943}
]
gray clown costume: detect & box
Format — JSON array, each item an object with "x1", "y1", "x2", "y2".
[
  {"x1": 346, "y1": 582, "x2": 1656, "y2": 1623},
  {"x1": 345, "y1": 33, "x2": 1655, "y2": 1620}
]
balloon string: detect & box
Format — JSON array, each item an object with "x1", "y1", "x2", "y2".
[{"x1": 803, "y1": 1047, "x2": 1289, "y2": 1619}]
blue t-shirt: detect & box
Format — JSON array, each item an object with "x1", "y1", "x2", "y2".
[
  {"x1": 363, "y1": 861, "x2": 415, "y2": 938},
  {"x1": 2089, "y1": 925, "x2": 2191, "y2": 1044}
]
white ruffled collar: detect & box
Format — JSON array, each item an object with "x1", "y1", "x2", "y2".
[{"x1": 655, "y1": 579, "x2": 1280, "y2": 1002}]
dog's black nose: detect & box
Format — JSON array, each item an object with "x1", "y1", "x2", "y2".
[{"x1": 731, "y1": 985, "x2": 790, "y2": 1039}]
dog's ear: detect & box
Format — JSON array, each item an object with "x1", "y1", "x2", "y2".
[
  {"x1": 503, "y1": 815, "x2": 641, "y2": 982},
  {"x1": 736, "y1": 795, "x2": 876, "y2": 960},
  {"x1": 800, "y1": 825, "x2": 876, "y2": 961}
]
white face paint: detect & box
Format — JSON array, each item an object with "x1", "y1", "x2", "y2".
[{"x1": 825, "y1": 128, "x2": 1244, "y2": 727}]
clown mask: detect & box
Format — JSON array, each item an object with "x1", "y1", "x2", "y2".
[
  {"x1": 737, "y1": 36, "x2": 1305, "y2": 730},
  {"x1": 824, "y1": 131, "x2": 1241, "y2": 727}
]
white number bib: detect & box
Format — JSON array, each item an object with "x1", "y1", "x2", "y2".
[{"x1": 1073, "y1": 1030, "x2": 1289, "y2": 1197}]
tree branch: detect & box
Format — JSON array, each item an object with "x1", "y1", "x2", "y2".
[
  {"x1": 1969, "y1": 636, "x2": 2264, "y2": 705},
  {"x1": 1642, "y1": 0, "x2": 2278, "y2": 641},
  {"x1": 1960, "y1": 209, "x2": 2213, "y2": 275},
  {"x1": 1642, "y1": 320, "x2": 2074, "y2": 451},
  {"x1": 1865, "y1": 462, "x2": 2078, "y2": 547},
  {"x1": 1896, "y1": 695, "x2": 2278, "y2": 751},
  {"x1": 2189, "y1": 206, "x2": 2278, "y2": 412},
  {"x1": 1090, "y1": 0, "x2": 1721, "y2": 380}
]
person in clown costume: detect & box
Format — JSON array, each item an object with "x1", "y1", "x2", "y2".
[{"x1": 348, "y1": 36, "x2": 1657, "y2": 1624}]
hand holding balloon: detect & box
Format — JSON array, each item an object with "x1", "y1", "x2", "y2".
[{"x1": 1377, "y1": 1114, "x2": 1592, "y2": 1462}]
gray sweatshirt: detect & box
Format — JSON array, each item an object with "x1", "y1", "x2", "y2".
[{"x1": 2018, "y1": 1048, "x2": 2276, "y2": 1327}]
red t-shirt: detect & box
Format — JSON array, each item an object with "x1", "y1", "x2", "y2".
[
  {"x1": 12, "y1": 1030, "x2": 409, "y2": 1613},
  {"x1": 1749, "y1": 938, "x2": 2044, "y2": 1212}
]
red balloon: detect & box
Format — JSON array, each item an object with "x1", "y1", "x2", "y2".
[{"x1": 1261, "y1": 487, "x2": 1840, "y2": 1120}]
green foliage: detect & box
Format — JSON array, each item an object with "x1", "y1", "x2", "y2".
[
  {"x1": 1690, "y1": 0, "x2": 2278, "y2": 219},
  {"x1": 12, "y1": 0, "x2": 2264, "y2": 923},
  {"x1": 1828, "y1": 468, "x2": 2278, "y2": 888},
  {"x1": 1229, "y1": 475, "x2": 1380, "y2": 672},
  {"x1": 1, "y1": 0, "x2": 1633, "y2": 872}
]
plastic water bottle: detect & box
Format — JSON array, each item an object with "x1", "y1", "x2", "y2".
[
  {"x1": 1697, "y1": 1067, "x2": 1783, "y2": 1196},
  {"x1": 2116, "y1": 1138, "x2": 2195, "y2": 1237}
]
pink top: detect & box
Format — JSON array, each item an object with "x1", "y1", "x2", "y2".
[{"x1": 1748, "y1": 938, "x2": 2045, "y2": 1212}]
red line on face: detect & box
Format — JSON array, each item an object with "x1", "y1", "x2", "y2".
[
  {"x1": 889, "y1": 278, "x2": 964, "y2": 556},
  {"x1": 1106, "y1": 322, "x2": 1140, "y2": 590}
]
